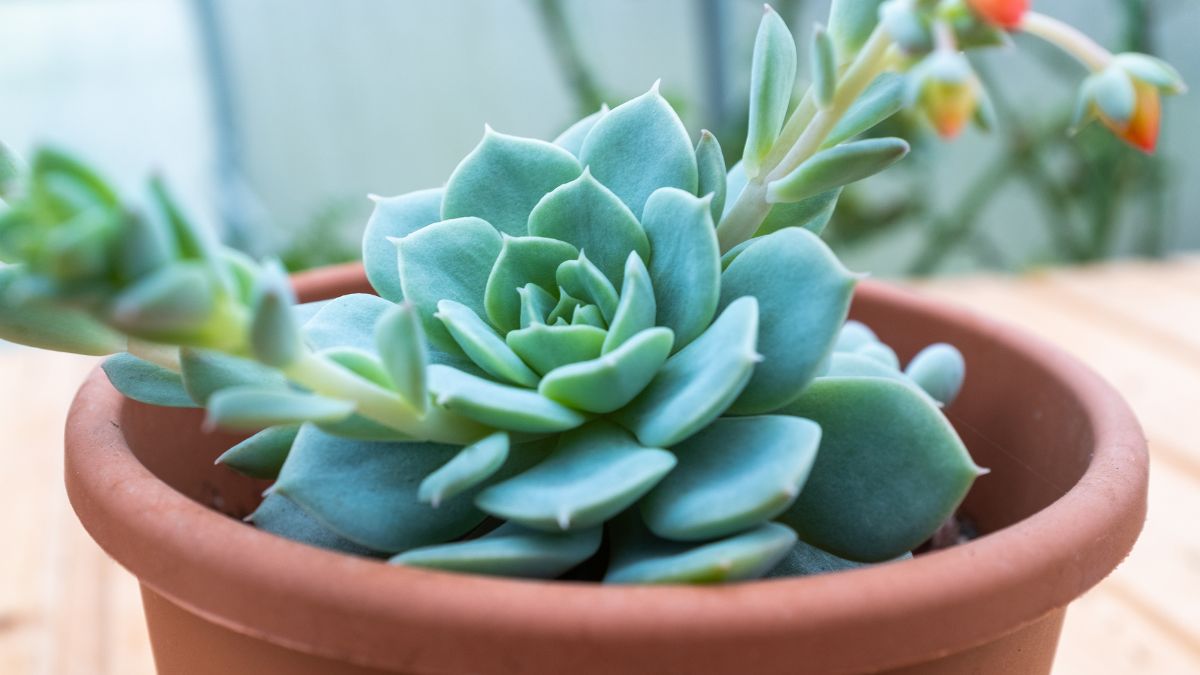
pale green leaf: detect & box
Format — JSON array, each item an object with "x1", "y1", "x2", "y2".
[
  {"x1": 506, "y1": 323, "x2": 606, "y2": 376},
  {"x1": 904, "y1": 342, "x2": 965, "y2": 406},
  {"x1": 206, "y1": 387, "x2": 355, "y2": 431},
  {"x1": 428, "y1": 365, "x2": 586, "y2": 434},
  {"x1": 362, "y1": 188, "x2": 442, "y2": 301},
  {"x1": 743, "y1": 7, "x2": 797, "y2": 178},
  {"x1": 639, "y1": 187, "x2": 720, "y2": 350},
  {"x1": 539, "y1": 327, "x2": 673, "y2": 413},
  {"x1": 102, "y1": 352, "x2": 196, "y2": 408},
  {"x1": 695, "y1": 130, "x2": 727, "y2": 221},
  {"x1": 485, "y1": 235, "x2": 578, "y2": 333},
  {"x1": 767, "y1": 138, "x2": 910, "y2": 204},
  {"x1": 392, "y1": 522, "x2": 601, "y2": 579},
  {"x1": 603, "y1": 252, "x2": 656, "y2": 353},
  {"x1": 553, "y1": 105, "x2": 609, "y2": 156},
  {"x1": 418, "y1": 432, "x2": 510, "y2": 507},
  {"x1": 216, "y1": 425, "x2": 299, "y2": 479}
]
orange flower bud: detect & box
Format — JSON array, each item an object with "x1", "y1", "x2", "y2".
[
  {"x1": 1099, "y1": 79, "x2": 1160, "y2": 153},
  {"x1": 909, "y1": 52, "x2": 982, "y2": 140},
  {"x1": 967, "y1": 0, "x2": 1030, "y2": 30}
]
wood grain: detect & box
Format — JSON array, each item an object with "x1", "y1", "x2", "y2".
[{"x1": 2, "y1": 257, "x2": 1198, "y2": 673}]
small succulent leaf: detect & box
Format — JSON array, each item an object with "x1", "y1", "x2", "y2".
[
  {"x1": 216, "y1": 425, "x2": 299, "y2": 479},
  {"x1": 315, "y1": 413, "x2": 414, "y2": 442},
  {"x1": 375, "y1": 303, "x2": 429, "y2": 413},
  {"x1": 719, "y1": 239, "x2": 754, "y2": 270},
  {"x1": 615, "y1": 297, "x2": 759, "y2": 447},
  {"x1": 828, "y1": 0, "x2": 887, "y2": 57},
  {"x1": 822, "y1": 351, "x2": 906, "y2": 381},
  {"x1": 418, "y1": 432, "x2": 510, "y2": 507},
  {"x1": 767, "y1": 138, "x2": 910, "y2": 204},
  {"x1": 301, "y1": 293, "x2": 391, "y2": 353},
  {"x1": 392, "y1": 522, "x2": 601, "y2": 579},
  {"x1": 0, "y1": 267, "x2": 125, "y2": 354},
  {"x1": 102, "y1": 352, "x2": 196, "y2": 408},
  {"x1": 755, "y1": 188, "x2": 842, "y2": 237},
  {"x1": 485, "y1": 235, "x2": 578, "y2": 333},
  {"x1": 719, "y1": 228, "x2": 855, "y2": 414},
  {"x1": 603, "y1": 252, "x2": 656, "y2": 353},
  {"x1": 639, "y1": 187, "x2": 720, "y2": 350},
  {"x1": 570, "y1": 303, "x2": 606, "y2": 329},
  {"x1": 362, "y1": 188, "x2": 443, "y2": 302},
  {"x1": 396, "y1": 217, "x2": 503, "y2": 354},
  {"x1": 879, "y1": 0, "x2": 933, "y2": 53},
  {"x1": 695, "y1": 130, "x2": 728, "y2": 221},
  {"x1": 428, "y1": 365, "x2": 586, "y2": 434},
  {"x1": 108, "y1": 263, "x2": 216, "y2": 340},
  {"x1": 539, "y1": 327, "x2": 674, "y2": 413},
  {"x1": 321, "y1": 347, "x2": 394, "y2": 390},
  {"x1": 856, "y1": 341, "x2": 900, "y2": 369},
  {"x1": 553, "y1": 105, "x2": 610, "y2": 156},
  {"x1": 506, "y1": 323, "x2": 607, "y2": 376},
  {"x1": 743, "y1": 7, "x2": 798, "y2": 179},
  {"x1": 1092, "y1": 66, "x2": 1137, "y2": 125},
  {"x1": 834, "y1": 319, "x2": 878, "y2": 352},
  {"x1": 641, "y1": 415, "x2": 820, "y2": 541},
  {"x1": 436, "y1": 299, "x2": 539, "y2": 387},
  {"x1": 812, "y1": 24, "x2": 837, "y2": 108},
  {"x1": 779, "y1": 377, "x2": 981, "y2": 562},
  {"x1": 248, "y1": 492, "x2": 381, "y2": 557},
  {"x1": 555, "y1": 253, "x2": 620, "y2": 321},
  {"x1": 518, "y1": 283, "x2": 557, "y2": 328},
  {"x1": 180, "y1": 348, "x2": 289, "y2": 405},
  {"x1": 546, "y1": 292, "x2": 582, "y2": 325},
  {"x1": 904, "y1": 342, "x2": 966, "y2": 406},
  {"x1": 578, "y1": 84, "x2": 698, "y2": 216},
  {"x1": 765, "y1": 539, "x2": 910, "y2": 578},
  {"x1": 273, "y1": 425, "x2": 520, "y2": 552},
  {"x1": 604, "y1": 514, "x2": 797, "y2": 584},
  {"x1": 147, "y1": 176, "x2": 233, "y2": 294},
  {"x1": 291, "y1": 300, "x2": 329, "y2": 326},
  {"x1": 823, "y1": 72, "x2": 907, "y2": 147},
  {"x1": 476, "y1": 420, "x2": 676, "y2": 532},
  {"x1": 1113, "y1": 53, "x2": 1187, "y2": 94},
  {"x1": 528, "y1": 170, "x2": 649, "y2": 286},
  {"x1": 249, "y1": 261, "x2": 301, "y2": 368},
  {"x1": 442, "y1": 128, "x2": 581, "y2": 236},
  {"x1": 206, "y1": 387, "x2": 355, "y2": 431},
  {"x1": 0, "y1": 140, "x2": 25, "y2": 199},
  {"x1": 116, "y1": 211, "x2": 175, "y2": 283}
]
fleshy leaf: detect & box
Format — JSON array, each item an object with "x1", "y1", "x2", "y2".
[
  {"x1": 779, "y1": 377, "x2": 981, "y2": 562},
  {"x1": 824, "y1": 73, "x2": 907, "y2": 147},
  {"x1": 603, "y1": 253, "x2": 656, "y2": 353},
  {"x1": 362, "y1": 188, "x2": 442, "y2": 301},
  {"x1": 743, "y1": 7, "x2": 797, "y2": 179},
  {"x1": 834, "y1": 319, "x2": 878, "y2": 352},
  {"x1": 605, "y1": 514, "x2": 796, "y2": 584},
  {"x1": 539, "y1": 327, "x2": 674, "y2": 413},
  {"x1": 375, "y1": 303, "x2": 429, "y2": 413},
  {"x1": 641, "y1": 415, "x2": 820, "y2": 541},
  {"x1": 639, "y1": 187, "x2": 720, "y2": 350},
  {"x1": 766, "y1": 539, "x2": 911, "y2": 578},
  {"x1": 108, "y1": 263, "x2": 217, "y2": 342},
  {"x1": 248, "y1": 492, "x2": 380, "y2": 557},
  {"x1": 321, "y1": 347, "x2": 393, "y2": 389},
  {"x1": 206, "y1": 387, "x2": 355, "y2": 431},
  {"x1": 553, "y1": 105, "x2": 609, "y2": 156},
  {"x1": 719, "y1": 228, "x2": 855, "y2": 414},
  {"x1": 905, "y1": 343, "x2": 966, "y2": 406},
  {"x1": 856, "y1": 341, "x2": 899, "y2": 369},
  {"x1": 102, "y1": 352, "x2": 196, "y2": 408},
  {"x1": 396, "y1": 217, "x2": 503, "y2": 354},
  {"x1": 695, "y1": 130, "x2": 727, "y2": 221},
  {"x1": 570, "y1": 303, "x2": 606, "y2": 329},
  {"x1": 528, "y1": 170, "x2": 649, "y2": 286},
  {"x1": 180, "y1": 349, "x2": 289, "y2": 405},
  {"x1": 392, "y1": 522, "x2": 601, "y2": 579},
  {"x1": 216, "y1": 425, "x2": 299, "y2": 479},
  {"x1": 614, "y1": 297, "x2": 759, "y2": 447},
  {"x1": 485, "y1": 235, "x2": 578, "y2": 333},
  {"x1": 555, "y1": 252, "x2": 620, "y2": 322},
  {"x1": 476, "y1": 420, "x2": 675, "y2": 532},
  {"x1": 546, "y1": 292, "x2": 582, "y2": 325},
  {"x1": 302, "y1": 293, "x2": 393, "y2": 352},
  {"x1": 249, "y1": 261, "x2": 301, "y2": 368},
  {"x1": 0, "y1": 279, "x2": 124, "y2": 355},
  {"x1": 442, "y1": 128, "x2": 581, "y2": 236},
  {"x1": 578, "y1": 84, "x2": 698, "y2": 216},
  {"x1": 822, "y1": 351, "x2": 905, "y2": 381},
  {"x1": 428, "y1": 365, "x2": 586, "y2": 434},
  {"x1": 767, "y1": 138, "x2": 910, "y2": 204},
  {"x1": 506, "y1": 323, "x2": 606, "y2": 376},
  {"x1": 828, "y1": 0, "x2": 887, "y2": 57},
  {"x1": 418, "y1": 432, "x2": 510, "y2": 507},
  {"x1": 755, "y1": 188, "x2": 841, "y2": 237},
  {"x1": 436, "y1": 299, "x2": 538, "y2": 387},
  {"x1": 812, "y1": 24, "x2": 837, "y2": 108},
  {"x1": 518, "y1": 283, "x2": 557, "y2": 328}
]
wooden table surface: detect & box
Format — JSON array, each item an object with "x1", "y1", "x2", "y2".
[{"x1": 2, "y1": 258, "x2": 1198, "y2": 674}]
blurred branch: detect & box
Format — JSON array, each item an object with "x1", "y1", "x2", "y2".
[{"x1": 533, "y1": 0, "x2": 606, "y2": 115}]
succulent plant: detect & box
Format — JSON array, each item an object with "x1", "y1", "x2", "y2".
[{"x1": 0, "y1": 2, "x2": 1182, "y2": 583}]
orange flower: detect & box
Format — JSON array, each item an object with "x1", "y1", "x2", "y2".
[
  {"x1": 909, "y1": 52, "x2": 983, "y2": 140},
  {"x1": 1098, "y1": 79, "x2": 1160, "y2": 153},
  {"x1": 967, "y1": 0, "x2": 1030, "y2": 30}
]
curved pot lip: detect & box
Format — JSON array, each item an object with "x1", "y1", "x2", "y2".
[{"x1": 64, "y1": 264, "x2": 1149, "y2": 674}]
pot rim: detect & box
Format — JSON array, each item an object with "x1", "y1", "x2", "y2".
[{"x1": 64, "y1": 264, "x2": 1148, "y2": 674}]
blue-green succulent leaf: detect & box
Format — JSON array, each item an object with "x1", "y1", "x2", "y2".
[
  {"x1": 418, "y1": 432, "x2": 510, "y2": 507},
  {"x1": 824, "y1": 73, "x2": 906, "y2": 147},
  {"x1": 102, "y1": 352, "x2": 196, "y2": 408},
  {"x1": 248, "y1": 492, "x2": 381, "y2": 557},
  {"x1": 822, "y1": 351, "x2": 906, "y2": 381},
  {"x1": 555, "y1": 252, "x2": 620, "y2": 322},
  {"x1": 292, "y1": 301, "x2": 328, "y2": 326},
  {"x1": 507, "y1": 323, "x2": 607, "y2": 376},
  {"x1": 0, "y1": 269, "x2": 124, "y2": 354},
  {"x1": 375, "y1": 303, "x2": 429, "y2": 413},
  {"x1": 615, "y1": 297, "x2": 759, "y2": 447},
  {"x1": 578, "y1": 84, "x2": 698, "y2": 216},
  {"x1": 180, "y1": 348, "x2": 289, "y2": 405},
  {"x1": 206, "y1": 386, "x2": 355, "y2": 431},
  {"x1": 719, "y1": 228, "x2": 855, "y2": 414},
  {"x1": 905, "y1": 343, "x2": 965, "y2": 406},
  {"x1": 435, "y1": 299, "x2": 538, "y2": 387},
  {"x1": 539, "y1": 327, "x2": 674, "y2": 414},
  {"x1": 641, "y1": 415, "x2": 820, "y2": 541},
  {"x1": 603, "y1": 253, "x2": 656, "y2": 353},
  {"x1": 216, "y1": 424, "x2": 299, "y2": 479},
  {"x1": 476, "y1": 420, "x2": 675, "y2": 532},
  {"x1": 528, "y1": 170, "x2": 649, "y2": 286},
  {"x1": 834, "y1": 319, "x2": 878, "y2": 352},
  {"x1": 315, "y1": 413, "x2": 413, "y2": 442},
  {"x1": 743, "y1": 7, "x2": 797, "y2": 179},
  {"x1": 518, "y1": 283, "x2": 557, "y2": 328},
  {"x1": 108, "y1": 263, "x2": 216, "y2": 341},
  {"x1": 779, "y1": 377, "x2": 981, "y2": 562},
  {"x1": 767, "y1": 138, "x2": 910, "y2": 204},
  {"x1": 1091, "y1": 66, "x2": 1137, "y2": 125},
  {"x1": 442, "y1": 128, "x2": 581, "y2": 236},
  {"x1": 756, "y1": 188, "x2": 842, "y2": 237},
  {"x1": 812, "y1": 24, "x2": 837, "y2": 108},
  {"x1": 302, "y1": 293, "x2": 391, "y2": 352},
  {"x1": 362, "y1": 188, "x2": 442, "y2": 301},
  {"x1": 695, "y1": 130, "x2": 727, "y2": 221},
  {"x1": 553, "y1": 105, "x2": 609, "y2": 157},
  {"x1": 640, "y1": 187, "x2": 720, "y2": 350},
  {"x1": 485, "y1": 235, "x2": 578, "y2": 333},
  {"x1": 1112, "y1": 53, "x2": 1187, "y2": 94},
  {"x1": 249, "y1": 261, "x2": 301, "y2": 368},
  {"x1": 321, "y1": 347, "x2": 393, "y2": 390},
  {"x1": 396, "y1": 217, "x2": 503, "y2": 354},
  {"x1": 392, "y1": 522, "x2": 601, "y2": 579},
  {"x1": 605, "y1": 514, "x2": 796, "y2": 584},
  {"x1": 570, "y1": 303, "x2": 606, "y2": 329},
  {"x1": 428, "y1": 365, "x2": 586, "y2": 434},
  {"x1": 856, "y1": 341, "x2": 899, "y2": 369},
  {"x1": 766, "y1": 539, "x2": 910, "y2": 578},
  {"x1": 828, "y1": 0, "x2": 887, "y2": 57}
]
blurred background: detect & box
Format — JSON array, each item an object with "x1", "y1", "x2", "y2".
[{"x1": 1, "y1": 0, "x2": 1197, "y2": 276}]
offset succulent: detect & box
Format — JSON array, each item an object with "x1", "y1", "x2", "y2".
[{"x1": 0, "y1": 2, "x2": 1182, "y2": 583}]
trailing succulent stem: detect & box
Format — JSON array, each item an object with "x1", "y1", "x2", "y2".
[{"x1": 0, "y1": 1, "x2": 1181, "y2": 584}]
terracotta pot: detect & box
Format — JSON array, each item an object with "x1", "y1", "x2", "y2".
[{"x1": 64, "y1": 263, "x2": 1148, "y2": 675}]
